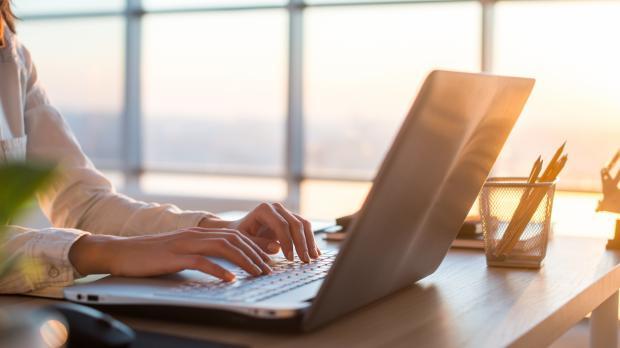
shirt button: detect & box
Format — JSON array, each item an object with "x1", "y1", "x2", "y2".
[{"x1": 48, "y1": 266, "x2": 60, "y2": 278}]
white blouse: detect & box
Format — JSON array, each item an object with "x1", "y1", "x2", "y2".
[{"x1": 0, "y1": 23, "x2": 210, "y2": 294}]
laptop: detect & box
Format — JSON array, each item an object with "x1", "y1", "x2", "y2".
[{"x1": 64, "y1": 70, "x2": 535, "y2": 331}]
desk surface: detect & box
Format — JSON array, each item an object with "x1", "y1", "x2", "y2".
[{"x1": 2, "y1": 236, "x2": 619, "y2": 348}]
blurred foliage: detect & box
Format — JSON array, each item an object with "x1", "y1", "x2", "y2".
[{"x1": 0, "y1": 162, "x2": 55, "y2": 278}]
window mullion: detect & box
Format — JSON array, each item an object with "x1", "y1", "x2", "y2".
[
  {"x1": 285, "y1": 0, "x2": 305, "y2": 211},
  {"x1": 122, "y1": 0, "x2": 144, "y2": 188},
  {"x1": 481, "y1": 0, "x2": 494, "y2": 72}
]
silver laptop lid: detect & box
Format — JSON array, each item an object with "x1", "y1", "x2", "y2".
[{"x1": 304, "y1": 70, "x2": 535, "y2": 330}]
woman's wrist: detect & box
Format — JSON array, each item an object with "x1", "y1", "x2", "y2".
[
  {"x1": 68, "y1": 234, "x2": 119, "y2": 275},
  {"x1": 198, "y1": 214, "x2": 231, "y2": 229}
]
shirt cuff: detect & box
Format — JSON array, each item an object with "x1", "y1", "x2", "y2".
[{"x1": 26, "y1": 228, "x2": 90, "y2": 288}]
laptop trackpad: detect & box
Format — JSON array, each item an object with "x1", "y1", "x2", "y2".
[{"x1": 261, "y1": 280, "x2": 323, "y2": 304}]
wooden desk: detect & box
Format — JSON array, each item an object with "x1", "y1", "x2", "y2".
[{"x1": 1, "y1": 236, "x2": 619, "y2": 347}]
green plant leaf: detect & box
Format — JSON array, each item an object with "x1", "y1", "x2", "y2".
[
  {"x1": 0, "y1": 162, "x2": 55, "y2": 278},
  {"x1": 0, "y1": 162, "x2": 56, "y2": 226}
]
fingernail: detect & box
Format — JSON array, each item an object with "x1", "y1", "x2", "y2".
[
  {"x1": 263, "y1": 264, "x2": 273, "y2": 274},
  {"x1": 310, "y1": 248, "x2": 319, "y2": 259},
  {"x1": 253, "y1": 265, "x2": 262, "y2": 275},
  {"x1": 286, "y1": 250, "x2": 294, "y2": 261},
  {"x1": 268, "y1": 242, "x2": 280, "y2": 253},
  {"x1": 316, "y1": 247, "x2": 322, "y2": 256},
  {"x1": 225, "y1": 272, "x2": 236, "y2": 282},
  {"x1": 304, "y1": 252, "x2": 311, "y2": 263}
]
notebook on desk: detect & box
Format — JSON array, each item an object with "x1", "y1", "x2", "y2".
[
  {"x1": 319, "y1": 213, "x2": 483, "y2": 248},
  {"x1": 63, "y1": 71, "x2": 535, "y2": 331}
]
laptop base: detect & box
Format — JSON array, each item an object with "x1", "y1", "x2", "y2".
[{"x1": 86, "y1": 302, "x2": 306, "y2": 333}]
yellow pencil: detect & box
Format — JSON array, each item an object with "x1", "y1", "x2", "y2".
[
  {"x1": 541, "y1": 142, "x2": 566, "y2": 180},
  {"x1": 496, "y1": 145, "x2": 566, "y2": 256},
  {"x1": 494, "y1": 157, "x2": 542, "y2": 256},
  {"x1": 499, "y1": 154, "x2": 567, "y2": 256}
]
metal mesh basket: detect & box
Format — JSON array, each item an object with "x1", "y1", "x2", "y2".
[{"x1": 479, "y1": 177, "x2": 556, "y2": 269}]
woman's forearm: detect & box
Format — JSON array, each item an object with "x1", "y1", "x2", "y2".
[{"x1": 68, "y1": 235, "x2": 118, "y2": 275}]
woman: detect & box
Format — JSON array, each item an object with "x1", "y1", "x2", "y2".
[{"x1": 0, "y1": 1, "x2": 319, "y2": 294}]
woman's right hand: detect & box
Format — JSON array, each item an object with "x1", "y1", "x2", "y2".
[{"x1": 68, "y1": 228, "x2": 273, "y2": 282}]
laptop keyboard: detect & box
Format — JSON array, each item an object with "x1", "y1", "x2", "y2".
[{"x1": 155, "y1": 250, "x2": 337, "y2": 303}]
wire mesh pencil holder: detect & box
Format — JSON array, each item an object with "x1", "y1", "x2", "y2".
[{"x1": 479, "y1": 177, "x2": 556, "y2": 269}]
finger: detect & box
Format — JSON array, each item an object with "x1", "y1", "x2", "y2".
[
  {"x1": 210, "y1": 239, "x2": 263, "y2": 276},
  {"x1": 187, "y1": 227, "x2": 273, "y2": 264},
  {"x1": 273, "y1": 203, "x2": 310, "y2": 263},
  {"x1": 228, "y1": 230, "x2": 273, "y2": 264},
  {"x1": 248, "y1": 236, "x2": 281, "y2": 254},
  {"x1": 172, "y1": 230, "x2": 271, "y2": 273},
  {"x1": 255, "y1": 224, "x2": 277, "y2": 240},
  {"x1": 178, "y1": 255, "x2": 236, "y2": 282},
  {"x1": 294, "y1": 213, "x2": 320, "y2": 258},
  {"x1": 255, "y1": 203, "x2": 295, "y2": 261},
  {"x1": 220, "y1": 232, "x2": 272, "y2": 274},
  {"x1": 178, "y1": 237, "x2": 263, "y2": 276}
]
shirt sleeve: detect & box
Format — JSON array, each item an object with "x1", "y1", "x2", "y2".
[
  {"x1": 0, "y1": 226, "x2": 89, "y2": 294},
  {"x1": 17, "y1": 39, "x2": 213, "y2": 237}
]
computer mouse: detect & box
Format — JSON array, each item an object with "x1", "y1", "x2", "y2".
[{"x1": 47, "y1": 302, "x2": 135, "y2": 348}]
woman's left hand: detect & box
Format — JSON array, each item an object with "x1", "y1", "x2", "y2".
[{"x1": 200, "y1": 203, "x2": 320, "y2": 263}]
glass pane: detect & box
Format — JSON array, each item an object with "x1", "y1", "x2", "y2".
[
  {"x1": 14, "y1": 0, "x2": 124, "y2": 16},
  {"x1": 304, "y1": 3, "x2": 481, "y2": 179},
  {"x1": 552, "y1": 192, "x2": 617, "y2": 239},
  {"x1": 143, "y1": 11, "x2": 287, "y2": 175},
  {"x1": 144, "y1": 0, "x2": 285, "y2": 10},
  {"x1": 301, "y1": 180, "x2": 371, "y2": 219},
  {"x1": 493, "y1": 1, "x2": 620, "y2": 191},
  {"x1": 17, "y1": 18, "x2": 125, "y2": 167}
]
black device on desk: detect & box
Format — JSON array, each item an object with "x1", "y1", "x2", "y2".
[
  {"x1": 47, "y1": 303, "x2": 135, "y2": 348},
  {"x1": 45, "y1": 303, "x2": 242, "y2": 348}
]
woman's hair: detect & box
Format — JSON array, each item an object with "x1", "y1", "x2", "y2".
[{"x1": 1, "y1": 0, "x2": 16, "y2": 33}]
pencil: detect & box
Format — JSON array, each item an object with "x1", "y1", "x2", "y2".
[
  {"x1": 541, "y1": 142, "x2": 566, "y2": 179},
  {"x1": 498, "y1": 154, "x2": 567, "y2": 256},
  {"x1": 495, "y1": 144, "x2": 566, "y2": 256},
  {"x1": 493, "y1": 157, "x2": 542, "y2": 256}
]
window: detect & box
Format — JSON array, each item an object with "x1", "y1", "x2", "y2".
[
  {"x1": 17, "y1": 17, "x2": 125, "y2": 167},
  {"x1": 142, "y1": 10, "x2": 287, "y2": 175},
  {"x1": 491, "y1": 0, "x2": 620, "y2": 191},
  {"x1": 143, "y1": 0, "x2": 286, "y2": 9},
  {"x1": 13, "y1": 1, "x2": 620, "y2": 218},
  {"x1": 305, "y1": 3, "x2": 481, "y2": 179},
  {"x1": 14, "y1": 0, "x2": 124, "y2": 15}
]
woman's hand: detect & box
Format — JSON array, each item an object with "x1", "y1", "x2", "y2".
[
  {"x1": 69, "y1": 228, "x2": 273, "y2": 282},
  {"x1": 200, "y1": 203, "x2": 320, "y2": 263}
]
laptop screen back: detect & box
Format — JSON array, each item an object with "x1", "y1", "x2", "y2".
[{"x1": 304, "y1": 70, "x2": 535, "y2": 330}]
